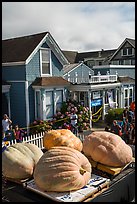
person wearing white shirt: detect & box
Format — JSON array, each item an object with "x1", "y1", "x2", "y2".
[
  {"x1": 2, "y1": 114, "x2": 12, "y2": 138},
  {"x1": 70, "y1": 112, "x2": 78, "y2": 136}
]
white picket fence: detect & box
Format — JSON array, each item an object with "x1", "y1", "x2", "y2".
[
  {"x1": 4, "y1": 132, "x2": 85, "y2": 149},
  {"x1": 6, "y1": 132, "x2": 45, "y2": 149}
]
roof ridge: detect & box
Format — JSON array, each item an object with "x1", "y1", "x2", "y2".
[{"x1": 2, "y1": 31, "x2": 49, "y2": 41}]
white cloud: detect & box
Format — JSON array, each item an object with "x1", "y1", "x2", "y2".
[{"x1": 2, "y1": 2, "x2": 135, "y2": 52}]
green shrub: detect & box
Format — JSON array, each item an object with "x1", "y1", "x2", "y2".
[{"x1": 105, "y1": 108, "x2": 124, "y2": 125}]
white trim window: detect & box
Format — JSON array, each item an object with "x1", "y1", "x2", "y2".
[
  {"x1": 121, "y1": 47, "x2": 133, "y2": 56},
  {"x1": 124, "y1": 87, "x2": 133, "y2": 107},
  {"x1": 40, "y1": 49, "x2": 52, "y2": 76}
]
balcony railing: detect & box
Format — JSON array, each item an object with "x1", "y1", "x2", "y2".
[{"x1": 66, "y1": 74, "x2": 117, "y2": 84}]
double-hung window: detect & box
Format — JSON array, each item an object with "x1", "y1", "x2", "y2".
[
  {"x1": 124, "y1": 87, "x2": 133, "y2": 107},
  {"x1": 40, "y1": 49, "x2": 51, "y2": 75},
  {"x1": 122, "y1": 47, "x2": 133, "y2": 56}
]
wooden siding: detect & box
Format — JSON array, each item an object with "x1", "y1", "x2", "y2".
[
  {"x1": 10, "y1": 82, "x2": 26, "y2": 128},
  {"x1": 2, "y1": 65, "x2": 26, "y2": 81},
  {"x1": 109, "y1": 68, "x2": 135, "y2": 79},
  {"x1": 65, "y1": 64, "x2": 94, "y2": 80},
  {"x1": 51, "y1": 52, "x2": 64, "y2": 76},
  {"x1": 26, "y1": 51, "x2": 41, "y2": 81}
]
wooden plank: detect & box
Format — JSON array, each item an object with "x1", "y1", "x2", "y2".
[{"x1": 88, "y1": 157, "x2": 135, "y2": 176}]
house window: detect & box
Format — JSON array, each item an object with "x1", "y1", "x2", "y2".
[
  {"x1": 129, "y1": 88, "x2": 133, "y2": 106},
  {"x1": 41, "y1": 49, "x2": 51, "y2": 75},
  {"x1": 124, "y1": 87, "x2": 133, "y2": 107},
  {"x1": 119, "y1": 60, "x2": 124, "y2": 65},
  {"x1": 122, "y1": 47, "x2": 133, "y2": 56},
  {"x1": 46, "y1": 91, "x2": 54, "y2": 118},
  {"x1": 56, "y1": 90, "x2": 63, "y2": 111},
  {"x1": 131, "y1": 59, "x2": 135, "y2": 65}
]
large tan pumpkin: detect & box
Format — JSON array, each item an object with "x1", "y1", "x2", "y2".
[
  {"x1": 2, "y1": 143, "x2": 43, "y2": 181},
  {"x1": 83, "y1": 131, "x2": 133, "y2": 167},
  {"x1": 34, "y1": 146, "x2": 91, "y2": 192},
  {"x1": 43, "y1": 129, "x2": 83, "y2": 151}
]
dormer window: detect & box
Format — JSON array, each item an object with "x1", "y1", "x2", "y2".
[
  {"x1": 122, "y1": 47, "x2": 133, "y2": 56},
  {"x1": 40, "y1": 49, "x2": 52, "y2": 76}
]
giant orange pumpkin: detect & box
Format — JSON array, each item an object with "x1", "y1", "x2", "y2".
[
  {"x1": 2, "y1": 143, "x2": 43, "y2": 181},
  {"x1": 83, "y1": 131, "x2": 133, "y2": 167},
  {"x1": 34, "y1": 146, "x2": 92, "y2": 192},
  {"x1": 43, "y1": 129, "x2": 83, "y2": 151}
]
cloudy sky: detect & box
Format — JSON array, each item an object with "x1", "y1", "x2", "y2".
[{"x1": 2, "y1": 2, "x2": 135, "y2": 52}]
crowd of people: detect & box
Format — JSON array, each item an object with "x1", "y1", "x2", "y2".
[
  {"x1": 105, "y1": 106, "x2": 135, "y2": 145},
  {"x1": 2, "y1": 114, "x2": 27, "y2": 144},
  {"x1": 2, "y1": 104, "x2": 135, "y2": 146}
]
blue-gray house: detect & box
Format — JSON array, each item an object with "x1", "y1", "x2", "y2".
[
  {"x1": 2, "y1": 32, "x2": 71, "y2": 127},
  {"x1": 2, "y1": 32, "x2": 91, "y2": 128}
]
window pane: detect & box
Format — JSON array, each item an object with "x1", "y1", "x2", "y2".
[
  {"x1": 128, "y1": 48, "x2": 132, "y2": 55},
  {"x1": 129, "y1": 89, "x2": 132, "y2": 97},
  {"x1": 124, "y1": 89, "x2": 128, "y2": 98},
  {"x1": 42, "y1": 50, "x2": 50, "y2": 61},
  {"x1": 42, "y1": 63, "x2": 50, "y2": 74},
  {"x1": 46, "y1": 91, "x2": 53, "y2": 105},
  {"x1": 56, "y1": 90, "x2": 63, "y2": 103},
  {"x1": 46, "y1": 105, "x2": 53, "y2": 118},
  {"x1": 131, "y1": 59, "x2": 135, "y2": 65},
  {"x1": 123, "y1": 48, "x2": 127, "y2": 55}
]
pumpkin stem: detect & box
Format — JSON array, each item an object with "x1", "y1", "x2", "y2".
[{"x1": 79, "y1": 167, "x2": 86, "y2": 175}]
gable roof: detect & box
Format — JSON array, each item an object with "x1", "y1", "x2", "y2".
[
  {"x1": 109, "y1": 38, "x2": 135, "y2": 61},
  {"x1": 2, "y1": 32, "x2": 48, "y2": 63},
  {"x1": 63, "y1": 63, "x2": 81, "y2": 75},
  {"x1": 31, "y1": 76, "x2": 70, "y2": 87},
  {"x1": 62, "y1": 50, "x2": 78, "y2": 63},
  {"x1": 2, "y1": 32, "x2": 69, "y2": 65}
]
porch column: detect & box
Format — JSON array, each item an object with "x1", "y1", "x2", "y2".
[
  {"x1": 102, "y1": 89, "x2": 105, "y2": 120},
  {"x1": 54, "y1": 89, "x2": 56, "y2": 115},
  {"x1": 88, "y1": 90, "x2": 92, "y2": 129},
  {"x1": 115, "y1": 88, "x2": 118, "y2": 108},
  {"x1": 5, "y1": 92, "x2": 11, "y2": 118},
  {"x1": 25, "y1": 81, "x2": 30, "y2": 131}
]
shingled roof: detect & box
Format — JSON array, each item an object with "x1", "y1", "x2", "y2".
[
  {"x1": 31, "y1": 77, "x2": 70, "y2": 87},
  {"x1": 62, "y1": 50, "x2": 78, "y2": 63},
  {"x1": 75, "y1": 49, "x2": 117, "y2": 62},
  {"x1": 118, "y1": 76, "x2": 135, "y2": 83},
  {"x1": 126, "y1": 38, "x2": 135, "y2": 47},
  {"x1": 62, "y1": 49, "x2": 116, "y2": 64},
  {"x1": 2, "y1": 32, "x2": 48, "y2": 63},
  {"x1": 63, "y1": 63, "x2": 80, "y2": 74}
]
